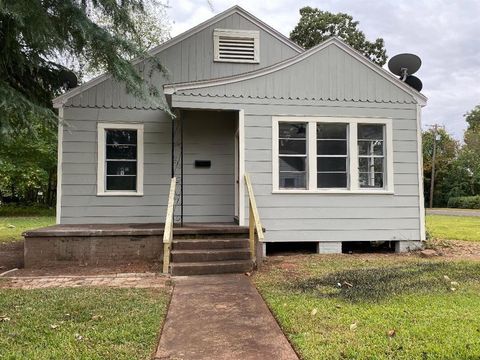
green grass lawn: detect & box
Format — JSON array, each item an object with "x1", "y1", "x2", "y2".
[
  {"x1": 254, "y1": 255, "x2": 480, "y2": 359},
  {"x1": 0, "y1": 287, "x2": 170, "y2": 359},
  {"x1": 0, "y1": 216, "x2": 55, "y2": 244},
  {"x1": 426, "y1": 214, "x2": 480, "y2": 242}
]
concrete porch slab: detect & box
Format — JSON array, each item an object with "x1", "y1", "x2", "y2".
[{"x1": 155, "y1": 274, "x2": 298, "y2": 360}]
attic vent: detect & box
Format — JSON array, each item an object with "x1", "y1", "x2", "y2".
[{"x1": 214, "y1": 29, "x2": 259, "y2": 63}]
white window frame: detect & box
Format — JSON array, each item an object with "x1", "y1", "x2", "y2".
[
  {"x1": 97, "y1": 123, "x2": 144, "y2": 196},
  {"x1": 213, "y1": 28, "x2": 260, "y2": 64},
  {"x1": 272, "y1": 116, "x2": 394, "y2": 194}
]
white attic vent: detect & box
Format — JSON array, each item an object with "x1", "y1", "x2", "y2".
[{"x1": 214, "y1": 29, "x2": 260, "y2": 63}]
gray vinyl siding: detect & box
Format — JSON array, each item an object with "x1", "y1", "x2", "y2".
[
  {"x1": 169, "y1": 95, "x2": 422, "y2": 242},
  {"x1": 60, "y1": 107, "x2": 170, "y2": 224},
  {"x1": 60, "y1": 108, "x2": 236, "y2": 224},
  {"x1": 64, "y1": 12, "x2": 299, "y2": 110},
  {"x1": 177, "y1": 44, "x2": 415, "y2": 104}
]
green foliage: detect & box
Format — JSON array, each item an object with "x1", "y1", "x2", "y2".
[
  {"x1": 0, "y1": 116, "x2": 57, "y2": 205},
  {"x1": 447, "y1": 195, "x2": 480, "y2": 209},
  {"x1": 290, "y1": 6, "x2": 387, "y2": 66},
  {"x1": 464, "y1": 105, "x2": 480, "y2": 131},
  {"x1": 0, "y1": 0, "x2": 169, "y2": 135},
  {"x1": 422, "y1": 128, "x2": 462, "y2": 206}
]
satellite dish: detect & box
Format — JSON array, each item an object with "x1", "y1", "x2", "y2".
[
  {"x1": 59, "y1": 69, "x2": 78, "y2": 90},
  {"x1": 404, "y1": 75, "x2": 423, "y2": 92},
  {"x1": 388, "y1": 53, "x2": 421, "y2": 80}
]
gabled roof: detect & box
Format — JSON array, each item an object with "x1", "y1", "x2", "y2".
[
  {"x1": 164, "y1": 37, "x2": 427, "y2": 106},
  {"x1": 53, "y1": 5, "x2": 303, "y2": 108}
]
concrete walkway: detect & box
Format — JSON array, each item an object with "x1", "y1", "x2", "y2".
[{"x1": 155, "y1": 274, "x2": 299, "y2": 360}]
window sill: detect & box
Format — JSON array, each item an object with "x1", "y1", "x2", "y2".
[
  {"x1": 97, "y1": 192, "x2": 144, "y2": 197},
  {"x1": 272, "y1": 189, "x2": 394, "y2": 195}
]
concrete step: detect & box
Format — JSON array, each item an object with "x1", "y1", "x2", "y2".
[
  {"x1": 171, "y1": 248, "x2": 251, "y2": 263},
  {"x1": 171, "y1": 260, "x2": 253, "y2": 276},
  {"x1": 172, "y1": 238, "x2": 249, "y2": 250}
]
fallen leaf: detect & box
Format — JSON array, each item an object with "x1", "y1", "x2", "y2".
[
  {"x1": 6, "y1": 224, "x2": 15, "y2": 228},
  {"x1": 443, "y1": 275, "x2": 451, "y2": 281},
  {"x1": 91, "y1": 315, "x2": 103, "y2": 321},
  {"x1": 335, "y1": 304, "x2": 341, "y2": 309},
  {"x1": 311, "y1": 308, "x2": 318, "y2": 316},
  {"x1": 387, "y1": 329, "x2": 396, "y2": 337},
  {"x1": 0, "y1": 316, "x2": 11, "y2": 322},
  {"x1": 343, "y1": 281, "x2": 353, "y2": 288},
  {"x1": 451, "y1": 281, "x2": 459, "y2": 287},
  {"x1": 450, "y1": 287, "x2": 456, "y2": 292},
  {"x1": 245, "y1": 272, "x2": 252, "y2": 277},
  {"x1": 350, "y1": 322, "x2": 357, "y2": 331},
  {"x1": 74, "y1": 333, "x2": 83, "y2": 341},
  {"x1": 50, "y1": 324, "x2": 59, "y2": 329}
]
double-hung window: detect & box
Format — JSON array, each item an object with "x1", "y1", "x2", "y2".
[
  {"x1": 273, "y1": 117, "x2": 393, "y2": 193},
  {"x1": 278, "y1": 122, "x2": 307, "y2": 189},
  {"x1": 97, "y1": 123, "x2": 144, "y2": 196}
]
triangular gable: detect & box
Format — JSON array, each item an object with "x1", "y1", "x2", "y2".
[
  {"x1": 165, "y1": 37, "x2": 427, "y2": 106},
  {"x1": 53, "y1": 5, "x2": 303, "y2": 108}
]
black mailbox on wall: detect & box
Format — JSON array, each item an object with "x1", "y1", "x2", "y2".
[{"x1": 195, "y1": 160, "x2": 211, "y2": 168}]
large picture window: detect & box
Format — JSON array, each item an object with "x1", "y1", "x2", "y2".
[
  {"x1": 97, "y1": 123, "x2": 144, "y2": 196},
  {"x1": 273, "y1": 117, "x2": 393, "y2": 193}
]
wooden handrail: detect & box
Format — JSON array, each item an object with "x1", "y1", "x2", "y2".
[
  {"x1": 244, "y1": 173, "x2": 264, "y2": 262},
  {"x1": 162, "y1": 177, "x2": 176, "y2": 273}
]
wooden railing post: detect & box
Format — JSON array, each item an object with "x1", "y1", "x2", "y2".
[
  {"x1": 244, "y1": 173, "x2": 264, "y2": 265},
  {"x1": 163, "y1": 177, "x2": 176, "y2": 274}
]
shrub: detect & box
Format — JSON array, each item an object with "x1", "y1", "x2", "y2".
[{"x1": 447, "y1": 195, "x2": 480, "y2": 209}]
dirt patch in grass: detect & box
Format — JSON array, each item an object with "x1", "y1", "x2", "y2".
[{"x1": 0, "y1": 240, "x2": 24, "y2": 270}]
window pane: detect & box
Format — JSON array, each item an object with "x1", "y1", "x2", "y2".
[
  {"x1": 359, "y1": 173, "x2": 384, "y2": 188},
  {"x1": 279, "y1": 172, "x2": 306, "y2": 188},
  {"x1": 358, "y1": 140, "x2": 384, "y2": 156},
  {"x1": 106, "y1": 145, "x2": 137, "y2": 160},
  {"x1": 318, "y1": 173, "x2": 347, "y2": 188},
  {"x1": 279, "y1": 157, "x2": 306, "y2": 171},
  {"x1": 106, "y1": 176, "x2": 136, "y2": 191},
  {"x1": 317, "y1": 140, "x2": 347, "y2": 155},
  {"x1": 359, "y1": 157, "x2": 384, "y2": 173},
  {"x1": 358, "y1": 124, "x2": 384, "y2": 140},
  {"x1": 107, "y1": 161, "x2": 137, "y2": 176},
  {"x1": 317, "y1": 157, "x2": 347, "y2": 172},
  {"x1": 279, "y1": 139, "x2": 306, "y2": 155},
  {"x1": 317, "y1": 123, "x2": 347, "y2": 139},
  {"x1": 106, "y1": 130, "x2": 137, "y2": 145},
  {"x1": 279, "y1": 123, "x2": 306, "y2": 138}
]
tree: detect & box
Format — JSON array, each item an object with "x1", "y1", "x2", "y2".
[
  {"x1": 464, "y1": 105, "x2": 480, "y2": 131},
  {"x1": 290, "y1": 7, "x2": 387, "y2": 66},
  {"x1": 0, "y1": 0, "x2": 169, "y2": 137},
  {"x1": 0, "y1": 117, "x2": 57, "y2": 205},
  {"x1": 422, "y1": 128, "x2": 460, "y2": 207}
]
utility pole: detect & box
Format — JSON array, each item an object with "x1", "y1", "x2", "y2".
[{"x1": 428, "y1": 124, "x2": 442, "y2": 208}]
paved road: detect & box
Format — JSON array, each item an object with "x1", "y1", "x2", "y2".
[
  {"x1": 427, "y1": 209, "x2": 480, "y2": 217},
  {"x1": 155, "y1": 274, "x2": 298, "y2": 360}
]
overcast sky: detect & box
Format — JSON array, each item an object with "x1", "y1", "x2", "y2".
[{"x1": 166, "y1": 0, "x2": 480, "y2": 140}]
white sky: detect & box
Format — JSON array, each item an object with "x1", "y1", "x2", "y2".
[{"x1": 166, "y1": 0, "x2": 480, "y2": 140}]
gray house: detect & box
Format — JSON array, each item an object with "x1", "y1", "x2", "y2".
[{"x1": 31, "y1": 6, "x2": 427, "y2": 273}]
